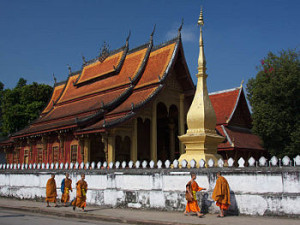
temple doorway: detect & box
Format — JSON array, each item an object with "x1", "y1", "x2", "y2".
[
  {"x1": 90, "y1": 135, "x2": 105, "y2": 163},
  {"x1": 137, "y1": 117, "x2": 151, "y2": 161},
  {"x1": 115, "y1": 135, "x2": 131, "y2": 162}
]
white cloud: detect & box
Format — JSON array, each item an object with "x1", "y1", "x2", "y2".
[{"x1": 166, "y1": 24, "x2": 197, "y2": 42}]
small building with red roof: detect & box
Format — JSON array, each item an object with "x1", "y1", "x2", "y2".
[{"x1": 210, "y1": 85, "x2": 266, "y2": 162}]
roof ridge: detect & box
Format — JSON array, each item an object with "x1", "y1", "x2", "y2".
[
  {"x1": 54, "y1": 80, "x2": 67, "y2": 87},
  {"x1": 84, "y1": 45, "x2": 126, "y2": 67},
  {"x1": 209, "y1": 86, "x2": 241, "y2": 95},
  {"x1": 152, "y1": 37, "x2": 178, "y2": 52}
]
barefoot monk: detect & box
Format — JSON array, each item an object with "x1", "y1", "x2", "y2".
[
  {"x1": 212, "y1": 172, "x2": 231, "y2": 217},
  {"x1": 61, "y1": 173, "x2": 72, "y2": 206},
  {"x1": 184, "y1": 172, "x2": 206, "y2": 217},
  {"x1": 46, "y1": 174, "x2": 57, "y2": 207},
  {"x1": 72, "y1": 174, "x2": 88, "y2": 212}
]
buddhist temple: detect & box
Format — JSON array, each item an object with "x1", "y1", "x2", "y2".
[
  {"x1": 0, "y1": 24, "x2": 265, "y2": 166},
  {"x1": 210, "y1": 85, "x2": 266, "y2": 162}
]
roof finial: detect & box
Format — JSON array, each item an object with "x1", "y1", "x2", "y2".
[
  {"x1": 197, "y1": 6, "x2": 206, "y2": 76},
  {"x1": 178, "y1": 18, "x2": 184, "y2": 36},
  {"x1": 126, "y1": 30, "x2": 131, "y2": 42},
  {"x1": 52, "y1": 73, "x2": 57, "y2": 84},
  {"x1": 240, "y1": 79, "x2": 244, "y2": 88},
  {"x1": 67, "y1": 64, "x2": 72, "y2": 75},
  {"x1": 151, "y1": 24, "x2": 156, "y2": 37},
  {"x1": 81, "y1": 54, "x2": 86, "y2": 65}
]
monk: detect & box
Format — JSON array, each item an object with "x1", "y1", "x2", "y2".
[
  {"x1": 72, "y1": 174, "x2": 88, "y2": 212},
  {"x1": 46, "y1": 174, "x2": 58, "y2": 207},
  {"x1": 212, "y1": 172, "x2": 231, "y2": 217},
  {"x1": 184, "y1": 172, "x2": 206, "y2": 217},
  {"x1": 61, "y1": 173, "x2": 72, "y2": 206}
]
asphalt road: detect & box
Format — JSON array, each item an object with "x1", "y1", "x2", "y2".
[{"x1": 0, "y1": 208, "x2": 134, "y2": 225}]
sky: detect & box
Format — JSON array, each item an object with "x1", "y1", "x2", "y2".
[{"x1": 0, "y1": 0, "x2": 299, "y2": 93}]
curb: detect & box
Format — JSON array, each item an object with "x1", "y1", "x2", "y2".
[{"x1": 0, "y1": 205, "x2": 198, "y2": 225}]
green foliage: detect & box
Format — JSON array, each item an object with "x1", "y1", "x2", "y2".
[
  {"x1": 0, "y1": 78, "x2": 52, "y2": 136},
  {"x1": 0, "y1": 81, "x2": 4, "y2": 137},
  {"x1": 247, "y1": 50, "x2": 300, "y2": 158}
]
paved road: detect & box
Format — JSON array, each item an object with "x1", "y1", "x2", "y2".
[
  {"x1": 1, "y1": 198, "x2": 300, "y2": 225},
  {"x1": 0, "y1": 208, "x2": 133, "y2": 225}
]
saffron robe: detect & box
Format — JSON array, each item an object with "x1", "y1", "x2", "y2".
[
  {"x1": 72, "y1": 180, "x2": 88, "y2": 208},
  {"x1": 61, "y1": 178, "x2": 72, "y2": 203},
  {"x1": 185, "y1": 181, "x2": 204, "y2": 213},
  {"x1": 46, "y1": 178, "x2": 57, "y2": 203},
  {"x1": 212, "y1": 176, "x2": 231, "y2": 210}
]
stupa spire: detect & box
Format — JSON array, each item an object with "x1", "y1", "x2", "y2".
[
  {"x1": 177, "y1": 7, "x2": 224, "y2": 167},
  {"x1": 197, "y1": 8, "x2": 206, "y2": 76}
]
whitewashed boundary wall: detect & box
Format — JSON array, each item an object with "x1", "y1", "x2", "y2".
[{"x1": 0, "y1": 156, "x2": 299, "y2": 217}]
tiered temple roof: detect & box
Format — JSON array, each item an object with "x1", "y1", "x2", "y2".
[
  {"x1": 209, "y1": 86, "x2": 264, "y2": 152},
  {"x1": 10, "y1": 30, "x2": 194, "y2": 139}
]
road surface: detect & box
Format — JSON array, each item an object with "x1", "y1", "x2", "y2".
[{"x1": 0, "y1": 208, "x2": 133, "y2": 225}]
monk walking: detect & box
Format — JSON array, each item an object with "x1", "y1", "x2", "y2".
[
  {"x1": 212, "y1": 172, "x2": 231, "y2": 217},
  {"x1": 184, "y1": 172, "x2": 206, "y2": 217},
  {"x1": 72, "y1": 174, "x2": 88, "y2": 212},
  {"x1": 61, "y1": 173, "x2": 72, "y2": 206},
  {"x1": 46, "y1": 174, "x2": 58, "y2": 207}
]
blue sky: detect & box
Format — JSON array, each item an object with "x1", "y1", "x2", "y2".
[{"x1": 0, "y1": 0, "x2": 299, "y2": 93}]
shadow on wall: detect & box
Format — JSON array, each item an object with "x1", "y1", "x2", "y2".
[
  {"x1": 200, "y1": 192, "x2": 213, "y2": 213},
  {"x1": 226, "y1": 189, "x2": 239, "y2": 216},
  {"x1": 199, "y1": 188, "x2": 239, "y2": 216}
]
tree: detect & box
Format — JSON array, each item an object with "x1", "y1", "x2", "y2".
[
  {"x1": 0, "y1": 81, "x2": 4, "y2": 137},
  {"x1": 247, "y1": 50, "x2": 300, "y2": 158},
  {"x1": 1, "y1": 78, "x2": 52, "y2": 136}
]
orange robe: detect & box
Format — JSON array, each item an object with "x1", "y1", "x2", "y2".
[
  {"x1": 46, "y1": 178, "x2": 57, "y2": 203},
  {"x1": 185, "y1": 181, "x2": 204, "y2": 213},
  {"x1": 72, "y1": 180, "x2": 88, "y2": 208},
  {"x1": 61, "y1": 178, "x2": 72, "y2": 203},
  {"x1": 212, "y1": 176, "x2": 231, "y2": 210}
]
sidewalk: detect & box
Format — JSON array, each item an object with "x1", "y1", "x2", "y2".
[{"x1": 0, "y1": 197, "x2": 299, "y2": 225}]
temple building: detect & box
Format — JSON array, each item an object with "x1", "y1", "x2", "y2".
[
  {"x1": 0, "y1": 26, "x2": 265, "y2": 166},
  {"x1": 210, "y1": 85, "x2": 266, "y2": 162}
]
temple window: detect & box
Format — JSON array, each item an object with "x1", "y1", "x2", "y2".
[
  {"x1": 24, "y1": 149, "x2": 29, "y2": 164},
  {"x1": 13, "y1": 150, "x2": 20, "y2": 164},
  {"x1": 71, "y1": 145, "x2": 78, "y2": 163},
  {"x1": 37, "y1": 148, "x2": 43, "y2": 164},
  {"x1": 52, "y1": 146, "x2": 59, "y2": 163}
]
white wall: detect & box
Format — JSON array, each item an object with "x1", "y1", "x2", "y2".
[{"x1": 0, "y1": 168, "x2": 299, "y2": 217}]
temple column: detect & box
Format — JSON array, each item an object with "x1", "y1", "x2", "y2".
[
  {"x1": 150, "y1": 101, "x2": 157, "y2": 162},
  {"x1": 78, "y1": 138, "x2": 84, "y2": 163},
  {"x1": 178, "y1": 94, "x2": 185, "y2": 155},
  {"x1": 42, "y1": 136, "x2": 48, "y2": 163},
  {"x1": 58, "y1": 135, "x2": 65, "y2": 163},
  {"x1": 131, "y1": 118, "x2": 138, "y2": 162},
  {"x1": 101, "y1": 134, "x2": 108, "y2": 163},
  {"x1": 107, "y1": 135, "x2": 115, "y2": 163},
  {"x1": 168, "y1": 122, "x2": 175, "y2": 161},
  {"x1": 84, "y1": 137, "x2": 91, "y2": 163},
  {"x1": 26, "y1": 138, "x2": 33, "y2": 163}
]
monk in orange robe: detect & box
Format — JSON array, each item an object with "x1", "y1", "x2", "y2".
[
  {"x1": 184, "y1": 172, "x2": 206, "y2": 217},
  {"x1": 72, "y1": 174, "x2": 88, "y2": 212},
  {"x1": 46, "y1": 174, "x2": 57, "y2": 207},
  {"x1": 61, "y1": 173, "x2": 72, "y2": 206},
  {"x1": 212, "y1": 172, "x2": 231, "y2": 217}
]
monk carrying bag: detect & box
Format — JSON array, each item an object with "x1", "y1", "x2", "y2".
[{"x1": 185, "y1": 182, "x2": 193, "y2": 202}]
